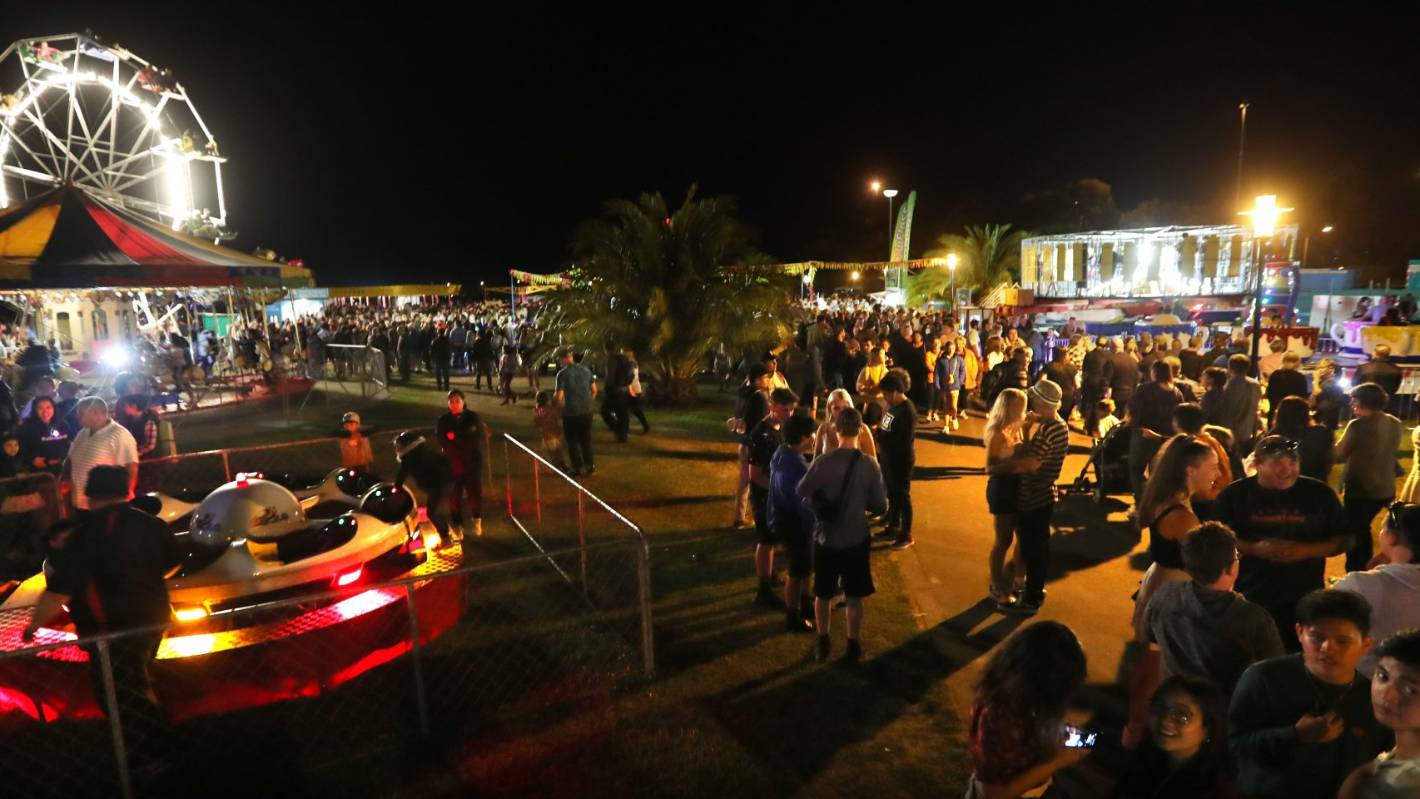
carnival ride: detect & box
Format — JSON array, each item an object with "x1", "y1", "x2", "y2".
[{"x1": 0, "y1": 33, "x2": 232, "y2": 241}]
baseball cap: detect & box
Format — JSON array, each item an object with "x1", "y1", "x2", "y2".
[{"x1": 342, "y1": 411, "x2": 361, "y2": 424}]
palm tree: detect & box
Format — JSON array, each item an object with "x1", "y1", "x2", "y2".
[
  {"x1": 908, "y1": 224, "x2": 1032, "y2": 305},
  {"x1": 538, "y1": 187, "x2": 791, "y2": 404}
]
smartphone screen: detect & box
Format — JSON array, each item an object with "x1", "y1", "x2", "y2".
[{"x1": 1063, "y1": 724, "x2": 1099, "y2": 749}]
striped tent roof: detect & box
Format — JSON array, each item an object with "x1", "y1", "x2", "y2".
[{"x1": 0, "y1": 185, "x2": 313, "y2": 288}]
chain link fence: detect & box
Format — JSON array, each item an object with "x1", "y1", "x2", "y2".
[{"x1": 0, "y1": 432, "x2": 651, "y2": 798}]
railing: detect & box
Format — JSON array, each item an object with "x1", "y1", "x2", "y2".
[
  {"x1": 311, "y1": 344, "x2": 390, "y2": 399},
  {"x1": 135, "y1": 427, "x2": 495, "y2": 497},
  {"x1": 500, "y1": 433, "x2": 653, "y2": 678}
]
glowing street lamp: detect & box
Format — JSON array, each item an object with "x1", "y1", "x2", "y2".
[
  {"x1": 880, "y1": 188, "x2": 900, "y2": 259},
  {"x1": 1240, "y1": 194, "x2": 1292, "y2": 368},
  {"x1": 870, "y1": 180, "x2": 881, "y2": 194},
  {"x1": 851, "y1": 270, "x2": 861, "y2": 282}
]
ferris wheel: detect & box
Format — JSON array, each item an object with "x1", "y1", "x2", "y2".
[{"x1": 0, "y1": 32, "x2": 232, "y2": 241}]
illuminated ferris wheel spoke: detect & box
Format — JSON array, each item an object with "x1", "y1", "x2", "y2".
[{"x1": 0, "y1": 32, "x2": 230, "y2": 240}]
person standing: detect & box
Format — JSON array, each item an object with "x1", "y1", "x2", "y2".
[
  {"x1": 1265, "y1": 352, "x2": 1310, "y2": 426},
  {"x1": 999, "y1": 379, "x2": 1070, "y2": 615},
  {"x1": 555, "y1": 348, "x2": 598, "y2": 476},
  {"x1": 1081, "y1": 335, "x2": 1115, "y2": 435},
  {"x1": 769, "y1": 410, "x2": 818, "y2": 633},
  {"x1": 984, "y1": 388, "x2": 1028, "y2": 604},
  {"x1": 1357, "y1": 345, "x2": 1404, "y2": 415},
  {"x1": 430, "y1": 324, "x2": 452, "y2": 390},
  {"x1": 1333, "y1": 502, "x2": 1420, "y2": 679},
  {"x1": 1179, "y1": 335, "x2": 1207, "y2": 382},
  {"x1": 1338, "y1": 629, "x2": 1420, "y2": 799},
  {"x1": 1127, "y1": 360, "x2": 1186, "y2": 506},
  {"x1": 1228, "y1": 590, "x2": 1390, "y2": 799},
  {"x1": 623, "y1": 348, "x2": 650, "y2": 434},
  {"x1": 748, "y1": 388, "x2": 799, "y2": 608},
  {"x1": 599, "y1": 341, "x2": 631, "y2": 443},
  {"x1": 935, "y1": 338, "x2": 965, "y2": 433},
  {"x1": 1334, "y1": 383, "x2": 1404, "y2": 572},
  {"x1": 22, "y1": 465, "x2": 181, "y2": 776},
  {"x1": 1042, "y1": 348, "x2": 1079, "y2": 427},
  {"x1": 797, "y1": 407, "x2": 887, "y2": 663},
  {"x1": 1110, "y1": 337, "x2": 1142, "y2": 412},
  {"x1": 1219, "y1": 354, "x2": 1263, "y2": 459},
  {"x1": 394, "y1": 430, "x2": 456, "y2": 548},
  {"x1": 64, "y1": 397, "x2": 139, "y2": 513},
  {"x1": 875, "y1": 371, "x2": 917, "y2": 550},
  {"x1": 471, "y1": 327, "x2": 496, "y2": 392},
  {"x1": 436, "y1": 389, "x2": 485, "y2": 539},
  {"x1": 1216, "y1": 435, "x2": 1350, "y2": 648}
]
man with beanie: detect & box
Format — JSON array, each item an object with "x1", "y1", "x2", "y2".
[
  {"x1": 23, "y1": 464, "x2": 181, "y2": 775},
  {"x1": 394, "y1": 430, "x2": 456, "y2": 549},
  {"x1": 997, "y1": 378, "x2": 1069, "y2": 615},
  {"x1": 875, "y1": 370, "x2": 918, "y2": 550}
]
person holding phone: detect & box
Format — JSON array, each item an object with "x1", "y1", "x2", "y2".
[
  {"x1": 1114, "y1": 675, "x2": 1237, "y2": 798},
  {"x1": 967, "y1": 621, "x2": 1091, "y2": 798}
]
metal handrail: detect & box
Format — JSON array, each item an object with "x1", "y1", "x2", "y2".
[{"x1": 501, "y1": 433, "x2": 645, "y2": 543}]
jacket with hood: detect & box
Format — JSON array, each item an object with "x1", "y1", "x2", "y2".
[
  {"x1": 1333, "y1": 562, "x2": 1420, "y2": 678},
  {"x1": 1147, "y1": 580, "x2": 1284, "y2": 694}
]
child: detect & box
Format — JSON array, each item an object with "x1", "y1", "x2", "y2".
[
  {"x1": 0, "y1": 435, "x2": 25, "y2": 479},
  {"x1": 498, "y1": 346, "x2": 521, "y2": 405},
  {"x1": 1339, "y1": 629, "x2": 1420, "y2": 798},
  {"x1": 1094, "y1": 398, "x2": 1120, "y2": 439},
  {"x1": 340, "y1": 411, "x2": 374, "y2": 472},
  {"x1": 533, "y1": 390, "x2": 569, "y2": 469}
]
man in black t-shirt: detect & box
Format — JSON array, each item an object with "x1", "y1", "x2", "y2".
[
  {"x1": 24, "y1": 465, "x2": 181, "y2": 770},
  {"x1": 748, "y1": 388, "x2": 798, "y2": 608},
  {"x1": 1216, "y1": 435, "x2": 1350, "y2": 649},
  {"x1": 436, "y1": 389, "x2": 486, "y2": 539},
  {"x1": 731, "y1": 364, "x2": 771, "y2": 529},
  {"x1": 875, "y1": 371, "x2": 918, "y2": 550}
]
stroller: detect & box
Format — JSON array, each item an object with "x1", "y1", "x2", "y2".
[{"x1": 1069, "y1": 423, "x2": 1133, "y2": 503}]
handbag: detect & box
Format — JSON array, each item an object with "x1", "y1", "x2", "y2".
[{"x1": 811, "y1": 450, "x2": 862, "y2": 523}]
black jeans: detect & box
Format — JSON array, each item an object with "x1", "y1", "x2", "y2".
[
  {"x1": 450, "y1": 463, "x2": 483, "y2": 523},
  {"x1": 1018, "y1": 502, "x2": 1055, "y2": 604},
  {"x1": 1345, "y1": 494, "x2": 1391, "y2": 572},
  {"x1": 84, "y1": 631, "x2": 167, "y2": 766},
  {"x1": 627, "y1": 395, "x2": 650, "y2": 432},
  {"x1": 883, "y1": 462, "x2": 914, "y2": 535},
  {"x1": 563, "y1": 413, "x2": 595, "y2": 472},
  {"x1": 601, "y1": 392, "x2": 630, "y2": 441}
]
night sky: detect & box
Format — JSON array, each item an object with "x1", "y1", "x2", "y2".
[{"x1": 4, "y1": 5, "x2": 1418, "y2": 286}]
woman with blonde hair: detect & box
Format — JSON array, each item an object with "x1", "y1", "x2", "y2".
[
  {"x1": 816, "y1": 389, "x2": 877, "y2": 460},
  {"x1": 983, "y1": 387, "x2": 1028, "y2": 603}
]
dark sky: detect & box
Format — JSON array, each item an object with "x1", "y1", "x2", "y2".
[{"x1": 5, "y1": 4, "x2": 1419, "y2": 285}]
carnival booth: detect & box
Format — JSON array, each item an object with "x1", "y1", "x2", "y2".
[{"x1": 266, "y1": 284, "x2": 463, "y2": 322}]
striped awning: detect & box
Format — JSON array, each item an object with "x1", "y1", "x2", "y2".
[{"x1": 0, "y1": 184, "x2": 313, "y2": 288}]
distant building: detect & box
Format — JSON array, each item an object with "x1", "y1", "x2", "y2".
[{"x1": 1021, "y1": 224, "x2": 1299, "y2": 299}]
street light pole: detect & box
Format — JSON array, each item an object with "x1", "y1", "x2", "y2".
[
  {"x1": 1236, "y1": 102, "x2": 1249, "y2": 209},
  {"x1": 1242, "y1": 194, "x2": 1291, "y2": 370},
  {"x1": 883, "y1": 189, "x2": 899, "y2": 259},
  {"x1": 947, "y1": 253, "x2": 959, "y2": 310}
]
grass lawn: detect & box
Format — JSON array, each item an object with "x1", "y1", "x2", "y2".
[{"x1": 161, "y1": 375, "x2": 976, "y2": 797}]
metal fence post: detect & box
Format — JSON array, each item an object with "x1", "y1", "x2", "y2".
[
  {"x1": 220, "y1": 449, "x2": 232, "y2": 481},
  {"x1": 404, "y1": 583, "x2": 431, "y2": 736},
  {"x1": 577, "y1": 491, "x2": 588, "y2": 591},
  {"x1": 636, "y1": 543, "x2": 656, "y2": 679},
  {"x1": 503, "y1": 438, "x2": 513, "y2": 517},
  {"x1": 95, "y1": 639, "x2": 134, "y2": 799},
  {"x1": 534, "y1": 460, "x2": 542, "y2": 524}
]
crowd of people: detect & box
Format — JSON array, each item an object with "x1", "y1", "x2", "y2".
[{"x1": 727, "y1": 298, "x2": 1420, "y2": 797}]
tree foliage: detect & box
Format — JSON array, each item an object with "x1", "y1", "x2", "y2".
[
  {"x1": 538, "y1": 187, "x2": 792, "y2": 404},
  {"x1": 908, "y1": 223, "x2": 1032, "y2": 305}
]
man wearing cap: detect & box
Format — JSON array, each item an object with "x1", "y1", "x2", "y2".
[
  {"x1": 64, "y1": 397, "x2": 139, "y2": 513},
  {"x1": 874, "y1": 370, "x2": 918, "y2": 550},
  {"x1": 997, "y1": 378, "x2": 1070, "y2": 615},
  {"x1": 436, "y1": 389, "x2": 485, "y2": 538},
  {"x1": 1216, "y1": 434, "x2": 1349, "y2": 648},
  {"x1": 23, "y1": 464, "x2": 181, "y2": 772},
  {"x1": 339, "y1": 411, "x2": 374, "y2": 472},
  {"x1": 555, "y1": 348, "x2": 597, "y2": 476},
  {"x1": 394, "y1": 430, "x2": 455, "y2": 548}
]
